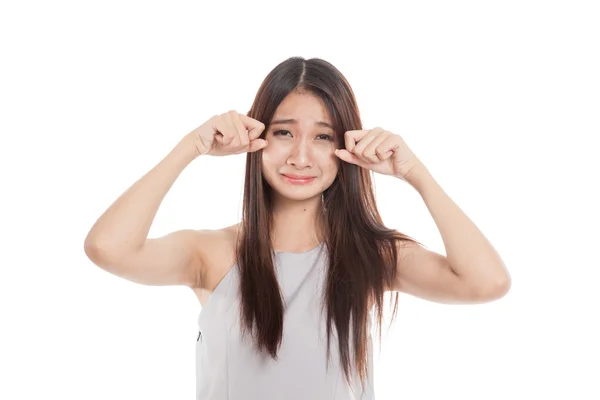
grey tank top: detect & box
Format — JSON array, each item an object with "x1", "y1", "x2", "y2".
[{"x1": 195, "y1": 242, "x2": 375, "y2": 400}]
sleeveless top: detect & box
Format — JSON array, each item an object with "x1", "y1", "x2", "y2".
[{"x1": 195, "y1": 242, "x2": 375, "y2": 399}]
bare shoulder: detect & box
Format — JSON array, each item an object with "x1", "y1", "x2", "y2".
[{"x1": 191, "y1": 222, "x2": 241, "y2": 306}]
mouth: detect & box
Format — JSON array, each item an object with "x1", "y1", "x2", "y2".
[{"x1": 281, "y1": 174, "x2": 316, "y2": 184}]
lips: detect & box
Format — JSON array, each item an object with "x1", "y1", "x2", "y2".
[
  {"x1": 282, "y1": 174, "x2": 316, "y2": 179},
  {"x1": 281, "y1": 173, "x2": 316, "y2": 184}
]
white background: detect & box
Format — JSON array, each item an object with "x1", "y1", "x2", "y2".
[{"x1": 1, "y1": 0, "x2": 598, "y2": 399}]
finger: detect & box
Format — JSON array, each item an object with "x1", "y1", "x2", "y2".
[
  {"x1": 352, "y1": 128, "x2": 384, "y2": 160},
  {"x1": 224, "y1": 111, "x2": 241, "y2": 147},
  {"x1": 247, "y1": 138, "x2": 269, "y2": 152},
  {"x1": 344, "y1": 128, "x2": 379, "y2": 153},
  {"x1": 230, "y1": 110, "x2": 249, "y2": 148},
  {"x1": 209, "y1": 115, "x2": 224, "y2": 144},
  {"x1": 343, "y1": 130, "x2": 361, "y2": 153},
  {"x1": 215, "y1": 114, "x2": 235, "y2": 145},
  {"x1": 238, "y1": 113, "x2": 266, "y2": 141},
  {"x1": 202, "y1": 114, "x2": 220, "y2": 146},
  {"x1": 335, "y1": 149, "x2": 364, "y2": 166},
  {"x1": 374, "y1": 135, "x2": 399, "y2": 161},
  {"x1": 363, "y1": 131, "x2": 391, "y2": 163}
]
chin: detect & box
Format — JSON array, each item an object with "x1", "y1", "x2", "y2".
[
  {"x1": 272, "y1": 185, "x2": 322, "y2": 202},
  {"x1": 263, "y1": 175, "x2": 319, "y2": 201}
]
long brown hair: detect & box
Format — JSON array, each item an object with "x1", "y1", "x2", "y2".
[{"x1": 235, "y1": 56, "x2": 423, "y2": 390}]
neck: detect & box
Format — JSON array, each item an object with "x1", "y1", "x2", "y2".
[{"x1": 270, "y1": 196, "x2": 326, "y2": 250}]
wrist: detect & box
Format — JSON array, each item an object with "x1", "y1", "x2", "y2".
[
  {"x1": 398, "y1": 160, "x2": 431, "y2": 191},
  {"x1": 175, "y1": 133, "x2": 202, "y2": 164}
]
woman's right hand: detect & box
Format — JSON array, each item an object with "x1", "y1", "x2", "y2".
[{"x1": 189, "y1": 110, "x2": 268, "y2": 157}]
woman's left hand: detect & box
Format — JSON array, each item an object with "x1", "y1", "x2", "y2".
[{"x1": 334, "y1": 127, "x2": 422, "y2": 180}]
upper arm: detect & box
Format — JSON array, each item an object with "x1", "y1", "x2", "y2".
[
  {"x1": 390, "y1": 241, "x2": 485, "y2": 304},
  {"x1": 85, "y1": 229, "x2": 205, "y2": 288}
]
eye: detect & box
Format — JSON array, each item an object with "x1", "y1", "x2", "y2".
[
  {"x1": 272, "y1": 130, "x2": 334, "y2": 141},
  {"x1": 317, "y1": 134, "x2": 334, "y2": 141}
]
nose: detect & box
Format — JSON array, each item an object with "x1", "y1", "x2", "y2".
[{"x1": 286, "y1": 137, "x2": 313, "y2": 169}]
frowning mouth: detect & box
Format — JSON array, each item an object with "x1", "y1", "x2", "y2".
[{"x1": 281, "y1": 174, "x2": 316, "y2": 184}]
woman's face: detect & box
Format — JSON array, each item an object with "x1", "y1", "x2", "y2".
[{"x1": 261, "y1": 89, "x2": 339, "y2": 202}]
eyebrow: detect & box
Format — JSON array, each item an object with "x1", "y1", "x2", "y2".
[{"x1": 270, "y1": 118, "x2": 334, "y2": 130}]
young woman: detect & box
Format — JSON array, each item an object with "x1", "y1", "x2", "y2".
[{"x1": 84, "y1": 56, "x2": 511, "y2": 399}]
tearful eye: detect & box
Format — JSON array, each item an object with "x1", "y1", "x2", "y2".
[
  {"x1": 317, "y1": 134, "x2": 334, "y2": 141},
  {"x1": 273, "y1": 130, "x2": 334, "y2": 141}
]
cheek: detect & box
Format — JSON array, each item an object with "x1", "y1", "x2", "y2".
[
  {"x1": 261, "y1": 149, "x2": 281, "y2": 182},
  {"x1": 322, "y1": 156, "x2": 339, "y2": 177},
  {"x1": 262, "y1": 149, "x2": 272, "y2": 164},
  {"x1": 261, "y1": 144, "x2": 282, "y2": 164},
  {"x1": 331, "y1": 153, "x2": 340, "y2": 175},
  {"x1": 262, "y1": 145, "x2": 289, "y2": 166},
  {"x1": 326, "y1": 150, "x2": 339, "y2": 167},
  {"x1": 330, "y1": 164, "x2": 339, "y2": 178}
]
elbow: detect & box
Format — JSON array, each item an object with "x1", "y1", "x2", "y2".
[
  {"x1": 478, "y1": 274, "x2": 512, "y2": 301},
  {"x1": 84, "y1": 239, "x2": 106, "y2": 266},
  {"x1": 83, "y1": 238, "x2": 117, "y2": 267},
  {"x1": 84, "y1": 238, "x2": 99, "y2": 259},
  {"x1": 84, "y1": 236, "x2": 106, "y2": 259}
]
